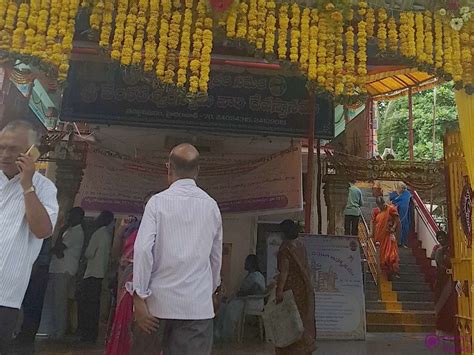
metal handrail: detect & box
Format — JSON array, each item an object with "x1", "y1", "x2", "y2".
[{"x1": 358, "y1": 214, "x2": 379, "y2": 285}]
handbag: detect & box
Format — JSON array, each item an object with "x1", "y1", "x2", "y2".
[{"x1": 262, "y1": 290, "x2": 304, "y2": 348}]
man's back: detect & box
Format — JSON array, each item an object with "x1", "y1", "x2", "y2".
[
  {"x1": 133, "y1": 179, "x2": 222, "y2": 320},
  {"x1": 345, "y1": 184, "x2": 363, "y2": 216}
]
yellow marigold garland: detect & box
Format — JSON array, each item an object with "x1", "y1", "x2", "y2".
[
  {"x1": 226, "y1": 3, "x2": 237, "y2": 39},
  {"x1": 415, "y1": 12, "x2": 425, "y2": 62},
  {"x1": 177, "y1": 0, "x2": 193, "y2": 87},
  {"x1": 247, "y1": 0, "x2": 257, "y2": 45},
  {"x1": 316, "y1": 13, "x2": 327, "y2": 86},
  {"x1": 289, "y1": 3, "x2": 300, "y2": 64},
  {"x1": 333, "y1": 10, "x2": 344, "y2": 96},
  {"x1": 236, "y1": 1, "x2": 248, "y2": 40},
  {"x1": 131, "y1": 0, "x2": 148, "y2": 65},
  {"x1": 199, "y1": 16, "x2": 213, "y2": 93},
  {"x1": 0, "y1": 1, "x2": 8, "y2": 31},
  {"x1": 121, "y1": 1, "x2": 138, "y2": 66},
  {"x1": 111, "y1": 0, "x2": 128, "y2": 61},
  {"x1": 344, "y1": 10, "x2": 355, "y2": 96},
  {"x1": 434, "y1": 14, "x2": 444, "y2": 69},
  {"x1": 90, "y1": 0, "x2": 103, "y2": 31},
  {"x1": 277, "y1": 3, "x2": 288, "y2": 61},
  {"x1": 299, "y1": 7, "x2": 310, "y2": 71},
  {"x1": 451, "y1": 27, "x2": 462, "y2": 82},
  {"x1": 165, "y1": 8, "x2": 182, "y2": 84},
  {"x1": 324, "y1": 14, "x2": 336, "y2": 93},
  {"x1": 461, "y1": 22, "x2": 472, "y2": 86},
  {"x1": 59, "y1": 0, "x2": 79, "y2": 80},
  {"x1": 366, "y1": 8, "x2": 375, "y2": 38},
  {"x1": 443, "y1": 22, "x2": 453, "y2": 76},
  {"x1": 189, "y1": 0, "x2": 205, "y2": 94},
  {"x1": 99, "y1": 0, "x2": 113, "y2": 48},
  {"x1": 255, "y1": 0, "x2": 266, "y2": 51},
  {"x1": 357, "y1": 5, "x2": 368, "y2": 92},
  {"x1": 45, "y1": 0, "x2": 59, "y2": 56},
  {"x1": 307, "y1": 9, "x2": 318, "y2": 81},
  {"x1": 264, "y1": 1, "x2": 276, "y2": 57},
  {"x1": 387, "y1": 16, "x2": 398, "y2": 52},
  {"x1": 407, "y1": 12, "x2": 416, "y2": 58},
  {"x1": 32, "y1": 0, "x2": 50, "y2": 59},
  {"x1": 155, "y1": 0, "x2": 171, "y2": 79},
  {"x1": 0, "y1": 1, "x2": 17, "y2": 50},
  {"x1": 143, "y1": 0, "x2": 159, "y2": 72},
  {"x1": 11, "y1": 3, "x2": 29, "y2": 53},
  {"x1": 399, "y1": 12, "x2": 408, "y2": 57},
  {"x1": 377, "y1": 8, "x2": 387, "y2": 51},
  {"x1": 424, "y1": 11, "x2": 433, "y2": 65}
]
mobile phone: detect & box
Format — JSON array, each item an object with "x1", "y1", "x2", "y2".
[{"x1": 26, "y1": 145, "x2": 41, "y2": 162}]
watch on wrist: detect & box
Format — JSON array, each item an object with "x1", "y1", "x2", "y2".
[{"x1": 23, "y1": 186, "x2": 36, "y2": 195}]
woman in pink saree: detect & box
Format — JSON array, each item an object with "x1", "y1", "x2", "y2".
[
  {"x1": 105, "y1": 224, "x2": 138, "y2": 355},
  {"x1": 106, "y1": 192, "x2": 157, "y2": 355}
]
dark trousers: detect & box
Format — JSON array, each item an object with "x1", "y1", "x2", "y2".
[
  {"x1": 344, "y1": 215, "x2": 360, "y2": 236},
  {"x1": 78, "y1": 277, "x2": 103, "y2": 342},
  {"x1": 0, "y1": 306, "x2": 20, "y2": 354},
  {"x1": 131, "y1": 319, "x2": 213, "y2": 355},
  {"x1": 16, "y1": 265, "x2": 50, "y2": 344}
]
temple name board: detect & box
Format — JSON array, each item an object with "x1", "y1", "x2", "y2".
[{"x1": 61, "y1": 62, "x2": 334, "y2": 139}]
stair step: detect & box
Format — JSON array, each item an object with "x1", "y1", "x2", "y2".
[
  {"x1": 365, "y1": 290, "x2": 381, "y2": 301},
  {"x1": 398, "y1": 272, "x2": 426, "y2": 282},
  {"x1": 401, "y1": 301, "x2": 435, "y2": 311},
  {"x1": 366, "y1": 300, "x2": 435, "y2": 311},
  {"x1": 367, "y1": 323, "x2": 435, "y2": 333},
  {"x1": 391, "y1": 281, "x2": 431, "y2": 292},
  {"x1": 396, "y1": 291, "x2": 434, "y2": 302},
  {"x1": 366, "y1": 310, "x2": 436, "y2": 324},
  {"x1": 398, "y1": 258, "x2": 418, "y2": 265},
  {"x1": 399, "y1": 264, "x2": 421, "y2": 273}
]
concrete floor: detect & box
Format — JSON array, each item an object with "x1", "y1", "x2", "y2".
[{"x1": 22, "y1": 333, "x2": 454, "y2": 355}]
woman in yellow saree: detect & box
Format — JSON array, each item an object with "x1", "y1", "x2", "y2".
[{"x1": 371, "y1": 197, "x2": 402, "y2": 281}]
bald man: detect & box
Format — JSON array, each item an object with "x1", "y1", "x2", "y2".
[
  {"x1": 0, "y1": 120, "x2": 58, "y2": 353},
  {"x1": 130, "y1": 144, "x2": 222, "y2": 355}
]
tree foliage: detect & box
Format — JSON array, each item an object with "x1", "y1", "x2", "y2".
[{"x1": 377, "y1": 82, "x2": 459, "y2": 161}]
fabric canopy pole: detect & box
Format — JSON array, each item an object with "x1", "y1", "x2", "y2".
[{"x1": 455, "y1": 91, "x2": 474, "y2": 182}]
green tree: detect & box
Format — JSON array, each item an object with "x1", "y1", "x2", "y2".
[{"x1": 377, "y1": 82, "x2": 459, "y2": 161}]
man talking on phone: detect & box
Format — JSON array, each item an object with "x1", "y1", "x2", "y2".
[{"x1": 0, "y1": 120, "x2": 59, "y2": 354}]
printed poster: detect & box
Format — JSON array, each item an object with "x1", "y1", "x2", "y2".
[{"x1": 304, "y1": 235, "x2": 366, "y2": 340}]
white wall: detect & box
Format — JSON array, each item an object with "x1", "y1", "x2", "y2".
[{"x1": 222, "y1": 215, "x2": 258, "y2": 294}]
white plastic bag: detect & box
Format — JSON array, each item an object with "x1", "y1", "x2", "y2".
[{"x1": 262, "y1": 290, "x2": 304, "y2": 348}]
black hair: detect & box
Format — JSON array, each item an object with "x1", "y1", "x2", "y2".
[
  {"x1": 436, "y1": 230, "x2": 448, "y2": 239},
  {"x1": 68, "y1": 207, "x2": 85, "y2": 226},
  {"x1": 245, "y1": 254, "x2": 261, "y2": 272},
  {"x1": 280, "y1": 219, "x2": 300, "y2": 240},
  {"x1": 96, "y1": 210, "x2": 114, "y2": 228}
]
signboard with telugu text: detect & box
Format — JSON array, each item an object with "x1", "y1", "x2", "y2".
[{"x1": 61, "y1": 62, "x2": 335, "y2": 139}]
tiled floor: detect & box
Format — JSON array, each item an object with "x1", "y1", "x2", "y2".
[{"x1": 23, "y1": 333, "x2": 454, "y2": 355}]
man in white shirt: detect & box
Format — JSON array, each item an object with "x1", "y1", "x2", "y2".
[
  {"x1": 42, "y1": 207, "x2": 85, "y2": 339},
  {"x1": 0, "y1": 120, "x2": 58, "y2": 353},
  {"x1": 77, "y1": 210, "x2": 114, "y2": 343},
  {"x1": 131, "y1": 143, "x2": 222, "y2": 355}
]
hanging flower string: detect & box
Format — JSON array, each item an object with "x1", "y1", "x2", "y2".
[{"x1": 2, "y1": 0, "x2": 474, "y2": 97}]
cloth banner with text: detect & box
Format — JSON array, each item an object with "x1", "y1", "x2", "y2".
[{"x1": 75, "y1": 146, "x2": 303, "y2": 215}]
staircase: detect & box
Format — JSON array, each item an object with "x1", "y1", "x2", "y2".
[{"x1": 359, "y1": 186, "x2": 437, "y2": 333}]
